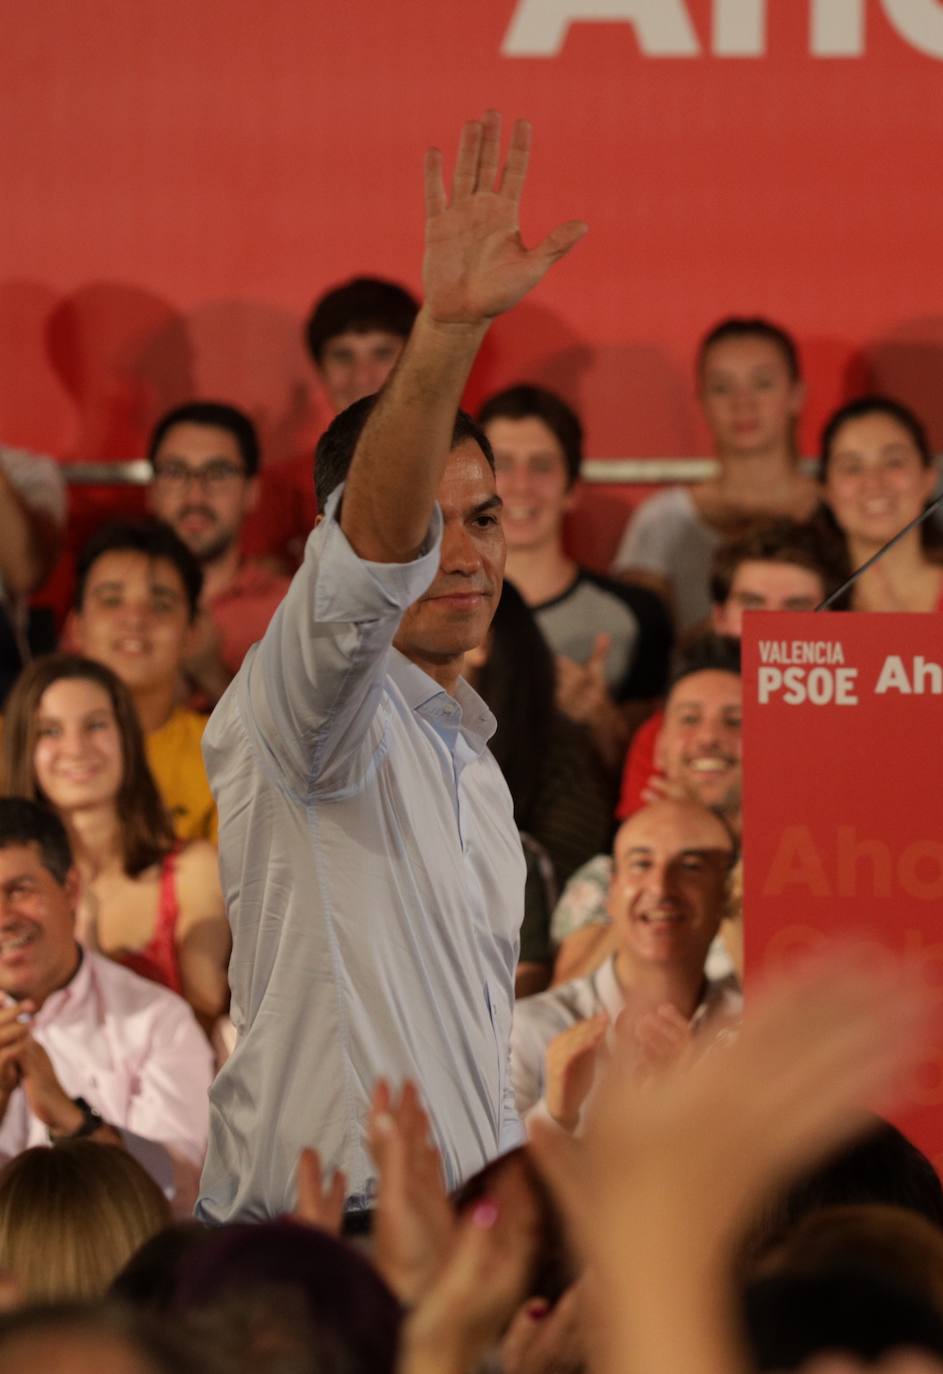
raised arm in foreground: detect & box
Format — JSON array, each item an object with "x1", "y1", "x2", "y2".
[{"x1": 341, "y1": 111, "x2": 586, "y2": 565}]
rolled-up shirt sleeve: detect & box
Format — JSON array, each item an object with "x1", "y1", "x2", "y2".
[{"x1": 238, "y1": 484, "x2": 443, "y2": 799}]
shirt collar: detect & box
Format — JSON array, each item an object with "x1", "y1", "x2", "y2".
[
  {"x1": 594, "y1": 955, "x2": 734, "y2": 1028},
  {"x1": 31, "y1": 944, "x2": 89, "y2": 1027},
  {"x1": 593, "y1": 955, "x2": 627, "y2": 1020},
  {"x1": 389, "y1": 649, "x2": 496, "y2": 753}
]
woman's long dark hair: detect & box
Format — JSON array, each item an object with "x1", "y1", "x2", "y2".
[{"x1": 472, "y1": 580, "x2": 555, "y2": 830}]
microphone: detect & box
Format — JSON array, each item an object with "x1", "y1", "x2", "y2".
[{"x1": 816, "y1": 492, "x2": 943, "y2": 611}]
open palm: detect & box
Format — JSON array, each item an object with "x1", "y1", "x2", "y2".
[{"x1": 422, "y1": 111, "x2": 586, "y2": 325}]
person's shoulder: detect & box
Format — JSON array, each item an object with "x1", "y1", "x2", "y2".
[
  {"x1": 630, "y1": 486, "x2": 694, "y2": 529},
  {"x1": 513, "y1": 967, "x2": 599, "y2": 1035},
  {"x1": 85, "y1": 948, "x2": 195, "y2": 1020},
  {"x1": 174, "y1": 840, "x2": 221, "y2": 885}
]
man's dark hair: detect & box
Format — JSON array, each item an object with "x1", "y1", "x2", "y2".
[
  {"x1": 147, "y1": 400, "x2": 260, "y2": 478},
  {"x1": 477, "y1": 384, "x2": 583, "y2": 487},
  {"x1": 305, "y1": 277, "x2": 419, "y2": 366},
  {"x1": 669, "y1": 633, "x2": 741, "y2": 692},
  {"x1": 743, "y1": 1267, "x2": 943, "y2": 1370},
  {"x1": 698, "y1": 316, "x2": 801, "y2": 382},
  {"x1": 748, "y1": 1117, "x2": 943, "y2": 1261},
  {"x1": 0, "y1": 797, "x2": 73, "y2": 885},
  {"x1": 314, "y1": 395, "x2": 495, "y2": 515},
  {"x1": 75, "y1": 518, "x2": 203, "y2": 622},
  {"x1": 710, "y1": 518, "x2": 848, "y2": 606}
]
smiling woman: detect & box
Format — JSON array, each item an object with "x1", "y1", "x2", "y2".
[
  {"x1": 0, "y1": 655, "x2": 229, "y2": 1031},
  {"x1": 819, "y1": 395, "x2": 943, "y2": 613}
]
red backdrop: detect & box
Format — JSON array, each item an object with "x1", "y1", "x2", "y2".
[{"x1": 4, "y1": 0, "x2": 943, "y2": 549}]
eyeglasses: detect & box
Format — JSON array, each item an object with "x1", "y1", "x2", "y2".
[{"x1": 153, "y1": 460, "x2": 247, "y2": 490}]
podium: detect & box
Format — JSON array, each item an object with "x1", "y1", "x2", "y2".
[{"x1": 742, "y1": 611, "x2": 943, "y2": 1170}]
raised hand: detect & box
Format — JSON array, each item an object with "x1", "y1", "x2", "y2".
[
  {"x1": 0, "y1": 1003, "x2": 30, "y2": 1125},
  {"x1": 367, "y1": 1079, "x2": 456, "y2": 1305},
  {"x1": 292, "y1": 1146, "x2": 346, "y2": 1236},
  {"x1": 501, "y1": 1280, "x2": 586, "y2": 1374},
  {"x1": 530, "y1": 950, "x2": 936, "y2": 1374},
  {"x1": 398, "y1": 1154, "x2": 539, "y2": 1374},
  {"x1": 555, "y1": 633, "x2": 612, "y2": 722},
  {"x1": 422, "y1": 111, "x2": 587, "y2": 327},
  {"x1": 631, "y1": 1002, "x2": 696, "y2": 1079},
  {"x1": 544, "y1": 1013, "x2": 608, "y2": 1131}
]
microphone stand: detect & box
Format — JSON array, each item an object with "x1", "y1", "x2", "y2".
[{"x1": 816, "y1": 493, "x2": 943, "y2": 612}]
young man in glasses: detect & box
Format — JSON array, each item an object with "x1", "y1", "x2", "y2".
[{"x1": 147, "y1": 402, "x2": 290, "y2": 705}]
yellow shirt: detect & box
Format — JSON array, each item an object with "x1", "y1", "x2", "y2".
[{"x1": 145, "y1": 708, "x2": 218, "y2": 845}]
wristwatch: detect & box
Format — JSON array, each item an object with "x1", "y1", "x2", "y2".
[{"x1": 51, "y1": 1096, "x2": 105, "y2": 1141}]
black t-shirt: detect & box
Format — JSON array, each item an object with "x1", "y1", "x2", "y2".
[{"x1": 533, "y1": 568, "x2": 673, "y2": 700}]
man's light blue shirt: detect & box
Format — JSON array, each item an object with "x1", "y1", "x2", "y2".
[{"x1": 196, "y1": 489, "x2": 525, "y2": 1222}]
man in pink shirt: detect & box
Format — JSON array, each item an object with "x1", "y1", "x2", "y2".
[
  {"x1": 147, "y1": 401, "x2": 290, "y2": 706},
  {"x1": 0, "y1": 798, "x2": 212, "y2": 1213}
]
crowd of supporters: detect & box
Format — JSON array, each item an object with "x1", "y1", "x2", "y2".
[{"x1": 0, "y1": 118, "x2": 942, "y2": 1374}]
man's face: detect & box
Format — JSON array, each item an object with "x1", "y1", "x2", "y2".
[
  {"x1": 656, "y1": 670, "x2": 742, "y2": 817},
  {"x1": 394, "y1": 440, "x2": 505, "y2": 668},
  {"x1": 319, "y1": 330, "x2": 406, "y2": 413},
  {"x1": 713, "y1": 560, "x2": 825, "y2": 636},
  {"x1": 486, "y1": 415, "x2": 575, "y2": 553},
  {"x1": 73, "y1": 551, "x2": 191, "y2": 698},
  {"x1": 0, "y1": 844, "x2": 80, "y2": 1003},
  {"x1": 608, "y1": 801, "x2": 732, "y2": 976},
  {"x1": 149, "y1": 421, "x2": 256, "y2": 564}
]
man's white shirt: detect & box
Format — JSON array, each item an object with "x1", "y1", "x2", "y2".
[{"x1": 197, "y1": 488, "x2": 525, "y2": 1223}]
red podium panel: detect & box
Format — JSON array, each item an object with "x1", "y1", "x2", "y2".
[{"x1": 743, "y1": 611, "x2": 943, "y2": 1169}]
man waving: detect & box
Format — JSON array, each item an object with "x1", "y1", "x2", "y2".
[{"x1": 197, "y1": 113, "x2": 586, "y2": 1222}]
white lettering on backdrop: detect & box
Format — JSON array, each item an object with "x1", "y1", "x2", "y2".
[{"x1": 503, "y1": 0, "x2": 943, "y2": 59}]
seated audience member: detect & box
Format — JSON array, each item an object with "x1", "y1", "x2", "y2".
[
  {"x1": 618, "y1": 517, "x2": 843, "y2": 820},
  {"x1": 511, "y1": 798, "x2": 740, "y2": 1125},
  {"x1": 755, "y1": 1204, "x2": 943, "y2": 1319},
  {"x1": 819, "y1": 394, "x2": 943, "y2": 611},
  {"x1": 0, "y1": 1141, "x2": 170, "y2": 1301},
  {"x1": 69, "y1": 518, "x2": 218, "y2": 843},
  {"x1": 524, "y1": 945, "x2": 934, "y2": 1374},
  {"x1": 552, "y1": 634, "x2": 741, "y2": 984},
  {"x1": 0, "y1": 449, "x2": 65, "y2": 704},
  {"x1": 479, "y1": 384, "x2": 673, "y2": 772},
  {"x1": 748, "y1": 1116, "x2": 943, "y2": 1264},
  {"x1": 1, "y1": 654, "x2": 228, "y2": 1023},
  {"x1": 612, "y1": 317, "x2": 819, "y2": 632},
  {"x1": 0, "y1": 797, "x2": 213, "y2": 1210},
  {"x1": 464, "y1": 580, "x2": 614, "y2": 996},
  {"x1": 170, "y1": 1221, "x2": 402, "y2": 1374},
  {"x1": 743, "y1": 1266, "x2": 943, "y2": 1371},
  {"x1": 242, "y1": 276, "x2": 420, "y2": 566},
  {"x1": 147, "y1": 402, "x2": 290, "y2": 706}
]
